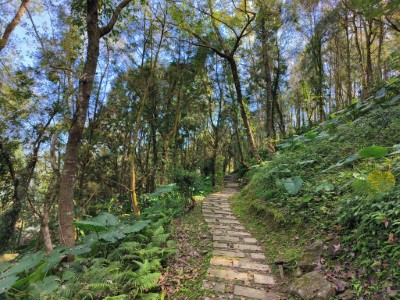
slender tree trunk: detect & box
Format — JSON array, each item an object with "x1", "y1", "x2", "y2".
[
  {"x1": 228, "y1": 58, "x2": 262, "y2": 163},
  {"x1": 273, "y1": 47, "x2": 285, "y2": 137},
  {"x1": 344, "y1": 13, "x2": 352, "y2": 106},
  {"x1": 59, "y1": 0, "x2": 133, "y2": 254},
  {"x1": 352, "y1": 14, "x2": 367, "y2": 99},
  {"x1": 160, "y1": 138, "x2": 168, "y2": 185},
  {"x1": 363, "y1": 19, "x2": 374, "y2": 90},
  {"x1": 149, "y1": 119, "x2": 157, "y2": 193},
  {"x1": 377, "y1": 21, "x2": 384, "y2": 82},
  {"x1": 260, "y1": 17, "x2": 275, "y2": 155},
  {"x1": 59, "y1": 0, "x2": 101, "y2": 251},
  {"x1": 42, "y1": 207, "x2": 53, "y2": 253},
  {"x1": 0, "y1": 0, "x2": 31, "y2": 52},
  {"x1": 211, "y1": 132, "x2": 218, "y2": 187}
]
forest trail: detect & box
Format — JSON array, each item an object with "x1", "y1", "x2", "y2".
[{"x1": 202, "y1": 176, "x2": 284, "y2": 299}]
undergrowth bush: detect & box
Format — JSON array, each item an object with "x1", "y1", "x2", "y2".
[
  {"x1": 234, "y1": 78, "x2": 400, "y2": 296},
  {"x1": 0, "y1": 184, "x2": 192, "y2": 299}
]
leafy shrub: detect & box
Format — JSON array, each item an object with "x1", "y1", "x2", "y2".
[{"x1": 0, "y1": 186, "x2": 187, "y2": 299}]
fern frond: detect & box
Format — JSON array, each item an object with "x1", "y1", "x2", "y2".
[
  {"x1": 86, "y1": 282, "x2": 111, "y2": 291},
  {"x1": 118, "y1": 242, "x2": 141, "y2": 253},
  {"x1": 152, "y1": 226, "x2": 164, "y2": 236},
  {"x1": 137, "y1": 247, "x2": 161, "y2": 259},
  {"x1": 152, "y1": 233, "x2": 169, "y2": 246},
  {"x1": 367, "y1": 170, "x2": 396, "y2": 195},
  {"x1": 352, "y1": 179, "x2": 370, "y2": 197},
  {"x1": 134, "y1": 259, "x2": 161, "y2": 274},
  {"x1": 129, "y1": 272, "x2": 161, "y2": 292}
]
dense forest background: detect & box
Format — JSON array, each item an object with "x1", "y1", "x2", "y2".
[{"x1": 0, "y1": 0, "x2": 399, "y2": 298}]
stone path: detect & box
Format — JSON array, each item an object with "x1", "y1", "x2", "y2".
[{"x1": 202, "y1": 177, "x2": 284, "y2": 300}]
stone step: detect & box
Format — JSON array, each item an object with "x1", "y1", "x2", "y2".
[
  {"x1": 207, "y1": 268, "x2": 248, "y2": 281},
  {"x1": 201, "y1": 179, "x2": 281, "y2": 299},
  {"x1": 233, "y1": 285, "x2": 281, "y2": 300}
]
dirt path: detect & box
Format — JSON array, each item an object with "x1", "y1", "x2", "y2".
[{"x1": 202, "y1": 177, "x2": 284, "y2": 299}]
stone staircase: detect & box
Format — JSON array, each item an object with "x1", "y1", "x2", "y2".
[{"x1": 202, "y1": 176, "x2": 285, "y2": 299}]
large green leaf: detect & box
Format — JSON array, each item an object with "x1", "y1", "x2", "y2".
[
  {"x1": 28, "y1": 275, "x2": 60, "y2": 296},
  {"x1": 375, "y1": 87, "x2": 387, "y2": 99},
  {"x1": 99, "y1": 231, "x2": 126, "y2": 243},
  {"x1": 92, "y1": 212, "x2": 120, "y2": 227},
  {"x1": 83, "y1": 233, "x2": 99, "y2": 245},
  {"x1": 149, "y1": 184, "x2": 176, "y2": 197},
  {"x1": 382, "y1": 94, "x2": 400, "y2": 107},
  {"x1": 315, "y1": 182, "x2": 334, "y2": 193},
  {"x1": 74, "y1": 220, "x2": 108, "y2": 232},
  {"x1": 61, "y1": 270, "x2": 76, "y2": 281},
  {"x1": 358, "y1": 146, "x2": 388, "y2": 159},
  {"x1": 121, "y1": 220, "x2": 151, "y2": 234},
  {"x1": 343, "y1": 153, "x2": 359, "y2": 164},
  {"x1": 42, "y1": 250, "x2": 66, "y2": 273},
  {"x1": 282, "y1": 176, "x2": 303, "y2": 195},
  {"x1": 4, "y1": 252, "x2": 44, "y2": 276},
  {"x1": 63, "y1": 244, "x2": 92, "y2": 255},
  {"x1": 296, "y1": 160, "x2": 316, "y2": 166},
  {"x1": 0, "y1": 263, "x2": 11, "y2": 273},
  {"x1": 0, "y1": 275, "x2": 18, "y2": 294}
]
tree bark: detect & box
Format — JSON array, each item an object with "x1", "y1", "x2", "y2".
[
  {"x1": 260, "y1": 16, "x2": 275, "y2": 155},
  {"x1": 228, "y1": 58, "x2": 262, "y2": 163},
  {"x1": 344, "y1": 13, "x2": 353, "y2": 106},
  {"x1": 352, "y1": 13, "x2": 367, "y2": 99},
  {"x1": 0, "y1": 0, "x2": 31, "y2": 52},
  {"x1": 59, "y1": 0, "x2": 101, "y2": 252},
  {"x1": 58, "y1": 0, "x2": 132, "y2": 256},
  {"x1": 363, "y1": 19, "x2": 374, "y2": 90}
]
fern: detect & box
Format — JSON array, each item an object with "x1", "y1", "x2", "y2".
[
  {"x1": 134, "y1": 259, "x2": 161, "y2": 274},
  {"x1": 352, "y1": 178, "x2": 370, "y2": 197},
  {"x1": 152, "y1": 233, "x2": 169, "y2": 246},
  {"x1": 367, "y1": 170, "x2": 396, "y2": 195},
  {"x1": 137, "y1": 247, "x2": 161, "y2": 259},
  {"x1": 129, "y1": 272, "x2": 161, "y2": 292},
  {"x1": 352, "y1": 170, "x2": 396, "y2": 198},
  {"x1": 86, "y1": 282, "x2": 111, "y2": 291}
]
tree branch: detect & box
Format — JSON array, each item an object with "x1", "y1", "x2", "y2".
[
  {"x1": 0, "y1": 0, "x2": 31, "y2": 52},
  {"x1": 99, "y1": 0, "x2": 133, "y2": 37}
]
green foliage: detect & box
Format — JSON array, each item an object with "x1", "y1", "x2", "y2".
[
  {"x1": 358, "y1": 146, "x2": 388, "y2": 159},
  {"x1": 234, "y1": 84, "x2": 400, "y2": 295},
  {"x1": 0, "y1": 188, "x2": 186, "y2": 299},
  {"x1": 173, "y1": 169, "x2": 198, "y2": 198},
  {"x1": 276, "y1": 176, "x2": 303, "y2": 195}
]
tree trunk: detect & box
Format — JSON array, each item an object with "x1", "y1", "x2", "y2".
[
  {"x1": 211, "y1": 132, "x2": 218, "y2": 187},
  {"x1": 0, "y1": 0, "x2": 31, "y2": 52},
  {"x1": 42, "y1": 208, "x2": 53, "y2": 253},
  {"x1": 377, "y1": 21, "x2": 384, "y2": 82},
  {"x1": 160, "y1": 138, "x2": 168, "y2": 185},
  {"x1": 149, "y1": 118, "x2": 157, "y2": 193},
  {"x1": 228, "y1": 58, "x2": 262, "y2": 163},
  {"x1": 352, "y1": 14, "x2": 367, "y2": 99},
  {"x1": 59, "y1": 0, "x2": 101, "y2": 253},
  {"x1": 260, "y1": 17, "x2": 275, "y2": 155},
  {"x1": 363, "y1": 19, "x2": 374, "y2": 91},
  {"x1": 344, "y1": 13, "x2": 352, "y2": 106}
]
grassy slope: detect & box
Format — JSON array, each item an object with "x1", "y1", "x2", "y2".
[{"x1": 231, "y1": 77, "x2": 400, "y2": 299}]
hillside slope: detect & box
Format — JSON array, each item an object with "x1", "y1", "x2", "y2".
[{"x1": 232, "y1": 77, "x2": 400, "y2": 299}]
